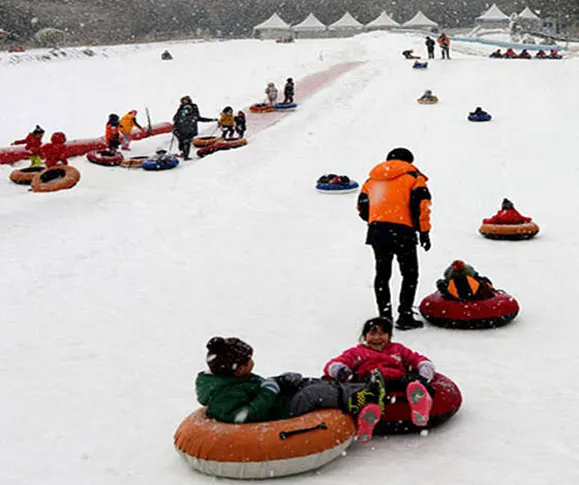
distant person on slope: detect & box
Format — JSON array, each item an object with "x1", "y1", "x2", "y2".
[
  {"x1": 265, "y1": 82, "x2": 278, "y2": 105},
  {"x1": 218, "y1": 106, "x2": 236, "y2": 139},
  {"x1": 425, "y1": 37, "x2": 435, "y2": 59},
  {"x1": 119, "y1": 110, "x2": 145, "y2": 150},
  {"x1": 483, "y1": 198, "x2": 532, "y2": 225},
  {"x1": 11, "y1": 125, "x2": 45, "y2": 167},
  {"x1": 105, "y1": 114, "x2": 121, "y2": 151},
  {"x1": 282, "y1": 78, "x2": 295, "y2": 104},
  {"x1": 172, "y1": 95, "x2": 217, "y2": 160},
  {"x1": 437, "y1": 33, "x2": 451, "y2": 59},
  {"x1": 234, "y1": 111, "x2": 246, "y2": 138},
  {"x1": 402, "y1": 49, "x2": 420, "y2": 59},
  {"x1": 41, "y1": 132, "x2": 68, "y2": 168}
]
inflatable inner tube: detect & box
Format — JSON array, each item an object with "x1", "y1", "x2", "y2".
[
  {"x1": 9, "y1": 166, "x2": 45, "y2": 185},
  {"x1": 86, "y1": 149, "x2": 124, "y2": 166},
  {"x1": 274, "y1": 102, "x2": 297, "y2": 110},
  {"x1": 174, "y1": 408, "x2": 355, "y2": 479},
  {"x1": 413, "y1": 62, "x2": 428, "y2": 69},
  {"x1": 417, "y1": 96, "x2": 439, "y2": 104},
  {"x1": 374, "y1": 373, "x2": 462, "y2": 434},
  {"x1": 196, "y1": 138, "x2": 248, "y2": 158},
  {"x1": 468, "y1": 113, "x2": 492, "y2": 122},
  {"x1": 479, "y1": 222, "x2": 539, "y2": 240},
  {"x1": 193, "y1": 136, "x2": 222, "y2": 148},
  {"x1": 249, "y1": 103, "x2": 274, "y2": 113},
  {"x1": 316, "y1": 175, "x2": 359, "y2": 194},
  {"x1": 31, "y1": 166, "x2": 80, "y2": 193},
  {"x1": 419, "y1": 290, "x2": 519, "y2": 329},
  {"x1": 141, "y1": 156, "x2": 179, "y2": 171},
  {"x1": 120, "y1": 156, "x2": 149, "y2": 169}
]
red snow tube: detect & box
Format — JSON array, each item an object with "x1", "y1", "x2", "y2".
[
  {"x1": 0, "y1": 122, "x2": 173, "y2": 165},
  {"x1": 479, "y1": 222, "x2": 539, "y2": 240},
  {"x1": 86, "y1": 149, "x2": 124, "y2": 166},
  {"x1": 249, "y1": 103, "x2": 274, "y2": 113},
  {"x1": 375, "y1": 373, "x2": 462, "y2": 434},
  {"x1": 196, "y1": 138, "x2": 247, "y2": 158},
  {"x1": 419, "y1": 290, "x2": 519, "y2": 330}
]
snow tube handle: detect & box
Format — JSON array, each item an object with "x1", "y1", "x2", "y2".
[{"x1": 279, "y1": 422, "x2": 328, "y2": 440}]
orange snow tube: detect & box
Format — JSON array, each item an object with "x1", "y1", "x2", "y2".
[
  {"x1": 192, "y1": 136, "x2": 222, "y2": 147},
  {"x1": 31, "y1": 166, "x2": 80, "y2": 193},
  {"x1": 120, "y1": 156, "x2": 149, "y2": 168},
  {"x1": 479, "y1": 222, "x2": 540, "y2": 240},
  {"x1": 9, "y1": 166, "x2": 46, "y2": 185},
  {"x1": 174, "y1": 408, "x2": 355, "y2": 479}
]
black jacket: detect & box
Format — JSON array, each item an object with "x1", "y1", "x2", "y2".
[{"x1": 172, "y1": 103, "x2": 213, "y2": 137}]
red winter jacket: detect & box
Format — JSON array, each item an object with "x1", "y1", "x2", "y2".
[
  {"x1": 323, "y1": 342, "x2": 429, "y2": 380},
  {"x1": 13, "y1": 133, "x2": 44, "y2": 155},
  {"x1": 483, "y1": 209, "x2": 531, "y2": 225},
  {"x1": 41, "y1": 132, "x2": 68, "y2": 168}
]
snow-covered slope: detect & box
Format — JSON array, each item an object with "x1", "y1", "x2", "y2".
[{"x1": 1, "y1": 32, "x2": 579, "y2": 485}]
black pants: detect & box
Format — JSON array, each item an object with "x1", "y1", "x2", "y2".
[
  {"x1": 427, "y1": 48, "x2": 434, "y2": 59},
  {"x1": 283, "y1": 95, "x2": 293, "y2": 104},
  {"x1": 441, "y1": 47, "x2": 450, "y2": 59},
  {"x1": 372, "y1": 244, "x2": 419, "y2": 317},
  {"x1": 221, "y1": 126, "x2": 235, "y2": 138},
  {"x1": 175, "y1": 132, "x2": 193, "y2": 158}
]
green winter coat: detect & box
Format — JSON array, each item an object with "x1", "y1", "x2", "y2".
[{"x1": 195, "y1": 372, "x2": 291, "y2": 423}]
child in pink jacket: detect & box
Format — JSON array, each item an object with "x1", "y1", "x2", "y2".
[{"x1": 323, "y1": 317, "x2": 435, "y2": 427}]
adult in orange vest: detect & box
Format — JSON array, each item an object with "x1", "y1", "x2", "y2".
[
  {"x1": 357, "y1": 148, "x2": 432, "y2": 330},
  {"x1": 437, "y1": 33, "x2": 451, "y2": 59},
  {"x1": 119, "y1": 110, "x2": 144, "y2": 150}
]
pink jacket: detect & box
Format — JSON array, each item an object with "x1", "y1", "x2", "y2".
[{"x1": 323, "y1": 342, "x2": 429, "y2": 380}]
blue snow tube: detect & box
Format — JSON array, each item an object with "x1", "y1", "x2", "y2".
[
  {"x1": 413, "y1": 62, "x2": 428, "y2": 69},
  {"x1": 273, "y1": 102, "x2": 297, "y2": 110},
  {"x1": 141, "y1": 156, "x2": 180, "y2": 171},
  {"x1": 468, "y1": 113, "x2": 492, "y2": 122},
  {"x1": 316, "y1": 181, "x2": 359, "y2": 193}
]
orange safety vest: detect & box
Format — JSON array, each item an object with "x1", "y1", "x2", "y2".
[{"x1": 447, "y1": 276, "x2": 480, "y2": 299}]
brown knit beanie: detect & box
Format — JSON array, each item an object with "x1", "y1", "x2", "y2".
[{"x1": 206, "y1": 337, "x2": 253, "y2": 376}]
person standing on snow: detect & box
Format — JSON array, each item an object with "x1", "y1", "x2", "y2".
[
  {"x1": 172, "y1": 95, "x2": 217, "y2": 160},
  {"x1": 425, "y1": 36, "x2": 435, "y2": 59},
  {"x1": 119, "y1": 110, "x2": 145, "y2": 150},
  {"x1": 357, "y1": 148, "x2": 432, "y2": 330},
  {"x1": 265, "y1": 82, "x2": 278, "y2": 105},
  {"x1": 437, "y1": 33, "x2": 451, "y2": 59},
  {"x1": 11, "y1": 125, "x2": 45, "y2": 167}
]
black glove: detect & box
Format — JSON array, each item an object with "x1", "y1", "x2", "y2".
[
  {"x1": 274, "y1": 372, "x2": 304, "y2": 394},
  {"x1": 419, "y1": 232, "x2": 431, "y2": 252}
]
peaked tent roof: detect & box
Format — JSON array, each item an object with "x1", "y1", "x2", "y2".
[
  {"x1": 519, "y1": 6, "x2": 541, "y2": 20},
  {"x1": 253, "y1": 12, "x2": 291, "y2": 30},
  {"x1": 366, "y1": 11, "x2": 401, "y2": 28},
  {"x1": 329, "y1": 12, "x2": 364, "y2": 29},
  {"x1": 403, "y1": 11, "x2": 438, "y2": 27},
  {"x1": 293, "y1": 13, "x2": 326, "y2": 31},
  {"x1": 477, "y1": 4, "x2": 510, "y2": 21}
]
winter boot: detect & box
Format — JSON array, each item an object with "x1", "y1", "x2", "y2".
[
  {"x1": 355, "y1": 404, "x2": 382, "y2": 444},
  {"x1": 347, "y1": 370, "x2": 386, "y2": 415},
  {"x1": 406, "y1": 381, "x2": 433, "y2": 427},
  {"x1": 396, "y1": 311, "x2": 424, "y2": 331}
]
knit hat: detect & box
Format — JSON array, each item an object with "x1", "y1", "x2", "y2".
[
  {"x1": 361, "y1": 317, "x2": 393, "y2": 338},
  {"x1": 33, "y1": 125, "x2": 45, "y2": 134},
  {"x1": 501, "y1": 198, "x2": 515, "y2": 210},
  {"x1": 386, "y1": 147, "x2": 414, "y2": 163},
  {"x1": 447, "y1": 260, "x2": 475, "y2": 278},
  {"x1": 206, "y1": 337, "x2": 253, "y2": 376}
]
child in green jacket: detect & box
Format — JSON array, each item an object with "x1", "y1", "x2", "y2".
[{"x1": 196, "y1": 336, "x2": 387, "y2": 443}]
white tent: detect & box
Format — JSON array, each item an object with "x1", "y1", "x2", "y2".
[
  {"x1": 292, "y1": 13, "x2": 327, "y2": 38},
  {"x1": 365, "y1": 11, "x2": 401, "y2": 30},
  {"x1": 476, "y1": 4, "x2": 510, "y2": 28},
  {"x1": 518, "y1": 6, "x2": 542, "y2": 31},
  {"x1": 328, "y1": 12, "x2": 363, "y2": 37},
  {"x1": 252, "y1": 13, "x2": 293, "y2": 40},
  {"x1": 403, "y1": 11, "x2": 438, "y2": 30}
]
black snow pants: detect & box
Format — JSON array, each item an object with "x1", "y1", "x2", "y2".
[{"x1": 372, "y1": 244, "x2": 419, "y2": 318}]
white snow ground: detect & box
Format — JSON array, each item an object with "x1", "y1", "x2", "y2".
[{"x1": 1, "y1": 32, "x2": 579, "y2": 485}]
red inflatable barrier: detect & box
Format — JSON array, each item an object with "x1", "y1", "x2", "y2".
[
  {"x1": 419, "y1": 290, "x2": 520, "y2": 329},
  {"x1": 375, "y1": 373, "x2": 462, "y2": 434},
  {"x1": 0, "y1": 122, "x2": 173, "y2": 165}
]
